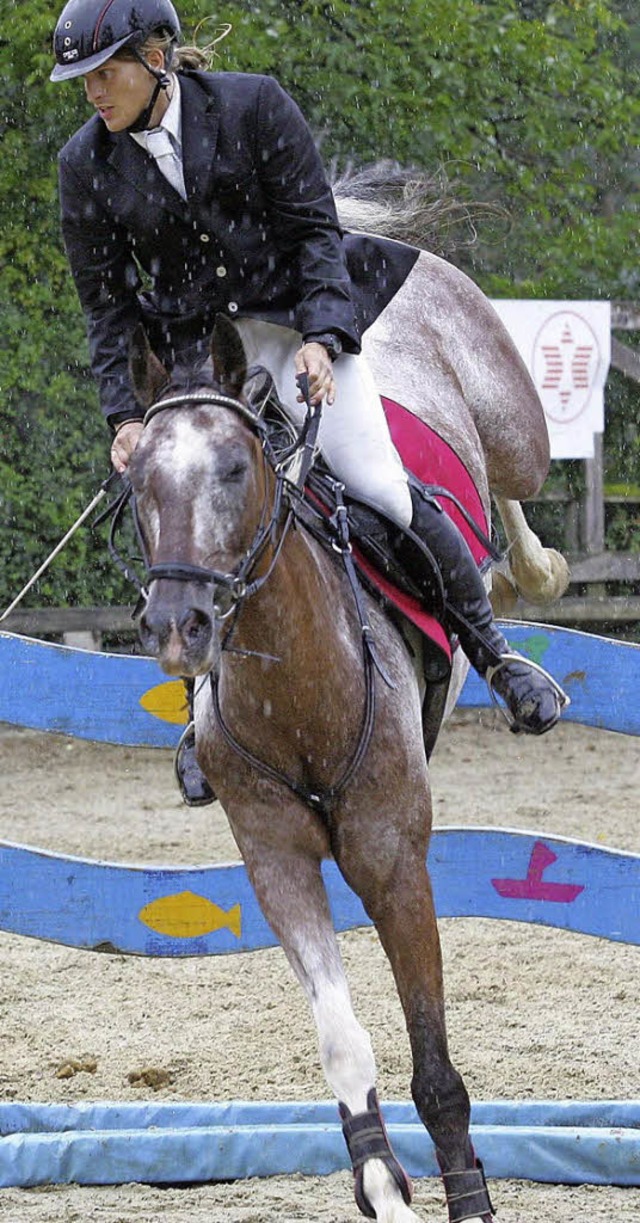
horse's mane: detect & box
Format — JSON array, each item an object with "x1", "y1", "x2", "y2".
[{"x1": 331, "y1": 159, "x2": 505, "y2": 256}]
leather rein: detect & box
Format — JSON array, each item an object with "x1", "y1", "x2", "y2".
[{"x1": 103, "y1": 381, "x2": 388, "y2": 819}]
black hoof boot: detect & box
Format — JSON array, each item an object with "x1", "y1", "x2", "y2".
[
  {"x1": 487, "y1": 652, "x2": 569, "y2": 735},
  {"x1": 339, "y1": 1089, "x2": 413, "y2": 1219},
  {"x1": 440, "y1": 1156, "x2": 495, "y2": 1222},
  {"x1": 175, "y1": 723, "x2": 216, "y2": 807}
]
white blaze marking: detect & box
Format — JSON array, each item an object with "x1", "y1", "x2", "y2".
[{"x1": 149, "y1": 412, "x2": 241, "y2": 556}]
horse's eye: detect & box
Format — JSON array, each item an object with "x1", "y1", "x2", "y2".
[
  {"x1": 225, "y1": 461, "x2": 247, "y2": 482},
  {"x1": 218, "y1": 447, "x2": 248, "y2": 483}
]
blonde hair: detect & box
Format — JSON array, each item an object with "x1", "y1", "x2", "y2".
[{"x1": 121, "y1": 20, "x2": 233, "y2": 72}]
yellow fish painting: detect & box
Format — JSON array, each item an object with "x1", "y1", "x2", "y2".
[
  {"x1": 139, "y1": 891, "x2": 241, "y2": 940},
  {"x1": 139, "y1": 680, "x2": 189, "y2": 726}
]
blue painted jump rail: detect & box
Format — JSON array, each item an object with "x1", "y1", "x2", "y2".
[
  {"x1": 0, "y1": 622, "x2": 638, "y2": 1189},
  {"x1": 0, "y1": 622, "x2": 638, "y2": 957},
  {"x1": 1, "y1": 1099, "x2": 639, "y2": 1189},
  {"x1": 2, "y1": 620, "x2": 639, "y2": 745},
  {"x1": 0, "y1": 829, "x2": 637, "y2": 956}
]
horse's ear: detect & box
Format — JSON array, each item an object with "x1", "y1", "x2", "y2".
[
  {"x1": 211, "y1": 314, "x2": 248, "y2": 399},
  {"x1": 129, "y1": 324, "x2": 169, "y2": 407}
]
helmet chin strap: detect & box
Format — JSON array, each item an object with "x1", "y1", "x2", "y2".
[{"x1": 126, "y1": 48, "x2": 172, "y2": 132}]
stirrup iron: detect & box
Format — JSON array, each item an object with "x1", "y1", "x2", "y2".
[
  {"x1": 485, "y1": 652, "x2": 570, "y2": 732},
  {"x1": 174, "y1": 719, "x2": 216, "y2": 807}
]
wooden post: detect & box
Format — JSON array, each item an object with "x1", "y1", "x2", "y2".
[{"x1": 581, "y1": 433, "x2": 605, "y2": 555}]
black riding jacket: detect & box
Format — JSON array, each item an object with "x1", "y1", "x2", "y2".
[{"x1": 58, "y1": 69, "x2": 418, "y2": 426}]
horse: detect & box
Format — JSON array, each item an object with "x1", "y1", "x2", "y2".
[
  {"x1": 331, "y1": 161, "x2": 570, "y2": 615},
  {"x1": 125, "y1": 249, "x2": 564, "y2": 1219}
]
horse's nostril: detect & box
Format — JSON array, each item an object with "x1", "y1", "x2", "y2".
[
  {"x1": 139, "y1": 611, "x2": 159, "y2": 646},
  {"x1": 178, "y1": 608, "x2": 212, "y2": 644}
]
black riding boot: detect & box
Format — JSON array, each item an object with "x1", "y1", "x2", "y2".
[
  {"x1": 390, "y1": 486, "x2": 568, "y2": 735},
  {"x1": 174, "y1": 679, "x2": 216, "y2": 806}
]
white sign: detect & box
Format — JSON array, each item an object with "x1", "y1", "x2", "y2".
[{"x1": 490, "y1": 300, "x2": 611, "y2": 459}]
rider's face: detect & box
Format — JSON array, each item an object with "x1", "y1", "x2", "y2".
[{"x1": 83, "y1": 53, "x2": 165, "y2": 132}]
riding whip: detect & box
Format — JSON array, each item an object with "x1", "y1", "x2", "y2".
[{"x1": 0, "y1": 470, "x2": 121, "y2": 623}]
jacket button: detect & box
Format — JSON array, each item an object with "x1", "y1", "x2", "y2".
[
  {"x1": 199, "y1": 233, "x2": 210, "y2": 243},
  {"x1": 216, "y1": 265, "x2": 227, "y2": 277},
  {"x1": 228, "y1": 301, "x2": 239, "y2": 314}
]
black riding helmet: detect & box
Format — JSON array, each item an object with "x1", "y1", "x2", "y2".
[{"x1": 50, "y1": 0, "x2": 181, "y2": 81}]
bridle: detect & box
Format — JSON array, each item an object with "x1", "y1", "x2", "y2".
[
  {"x1": 140, "y1": 388, "x2": 297, "y2": 612},
  {"x1": 104, "y1": 380, "x2": 320, "y2": 612}
]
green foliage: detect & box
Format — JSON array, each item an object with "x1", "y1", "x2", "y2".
[
  {"x1": 0, "y1": 0, "x2": 638, "y2": 613},
  {"x1": 214, "y1": 0, "x2": 639, "y2": 298},
  {"x1": 0, "y1": 1, "x2": 132, "y2": 606}
]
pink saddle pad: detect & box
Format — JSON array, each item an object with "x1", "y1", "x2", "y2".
[{"x1": 352, "y1": 398, "x2": 492, "y2": 669}]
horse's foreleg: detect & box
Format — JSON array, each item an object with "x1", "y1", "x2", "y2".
[
  {"x1": 244, "y1": 845, "x2": 374, "y2": 1105},
  {"x1": 335, "y1": 814, "x2": 494, "y2": 1222},
  {"x1": 239, "y1": 839, "x2": 419, "y2": 1223}
]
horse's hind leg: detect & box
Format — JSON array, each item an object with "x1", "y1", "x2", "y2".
[
  {"x1": 235, "y1": 825, "x2": 420, "y2": 1223},
  {"x1": 334, "y1": 794, "x2": 494, "y2": 1222},
  {"x1": 494, "y1": 496, "x2": 570, "y2": 606}
]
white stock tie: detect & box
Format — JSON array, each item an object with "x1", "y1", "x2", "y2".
[{"x1": 144, "y1": 127, "x2": 187, "y2": 200}]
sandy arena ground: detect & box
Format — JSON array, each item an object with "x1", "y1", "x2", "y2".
[{"x1": 0, "y1": 711, "x2": 638, "y2": 1222}]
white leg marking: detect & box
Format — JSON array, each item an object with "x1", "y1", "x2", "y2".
[
  {"x1": 310, "y1": 980, "x2": 376, "y2": 1115},
  {"x1": 362, "y1": 1160, "x2": 422, "y2": 1222},
  {"x1": 309, "y1": 981, "x2": 421, "y2": 1222}
]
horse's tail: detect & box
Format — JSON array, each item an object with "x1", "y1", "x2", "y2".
[{"x1": 332, "y1": 159, "x2": 505, "y2": 256}]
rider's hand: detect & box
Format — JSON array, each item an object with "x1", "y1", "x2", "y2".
[
  {"x1": 111, "y1": 420, "x2": 144, "y2": 473},
  {"x1": 294, "y1": 342, "x2": 336, "y2": 406}
]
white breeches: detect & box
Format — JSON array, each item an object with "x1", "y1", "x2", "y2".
[{"x1": 234, "y1": 319, "x2": 413, "y2": 529}]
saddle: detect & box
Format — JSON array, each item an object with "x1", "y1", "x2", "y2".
[
  {"x1": 248, "y1": 364, "x2": 499, "y2": 714},
  {"x1": 247, "y1": 368, "x2": 497, "y2": 717}
]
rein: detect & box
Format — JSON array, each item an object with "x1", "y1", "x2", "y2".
[{"x1": 105, "y1": 378, "x2": 384, "y2": 819}]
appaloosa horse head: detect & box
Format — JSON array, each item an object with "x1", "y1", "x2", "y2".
[
  {"x1": 125, "y1": 314, "x2": 505, "y2": 1223},
  {"x1": 130, "y1": 318, "x2": 270, "y2": 679}
]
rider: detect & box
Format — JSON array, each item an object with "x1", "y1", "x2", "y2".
[{"x1": 51, "y1": 0, "x2": 567, "y2": 806}]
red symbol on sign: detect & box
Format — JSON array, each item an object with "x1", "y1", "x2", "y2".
[
  {"x1": 572, "y1": 346, "x2": 593, "y2": 389},
  {"x1": 532, "y1": 311, "x2": 600, "y2": 423},
  {"x1": 491, "y1": 841, "x2": 584, "y2": 903},
  {"x1": 541, "y1": 346, "x2": 563, "y2": 389}
]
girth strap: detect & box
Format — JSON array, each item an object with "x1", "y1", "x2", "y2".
[{"x1": 339, "y1": 1088, "x2": 413, "y2": 1219}]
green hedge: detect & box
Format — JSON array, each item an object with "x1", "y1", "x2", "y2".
[{"x1": 1, "y1": 0, "x2": 638, "y2": 611}]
